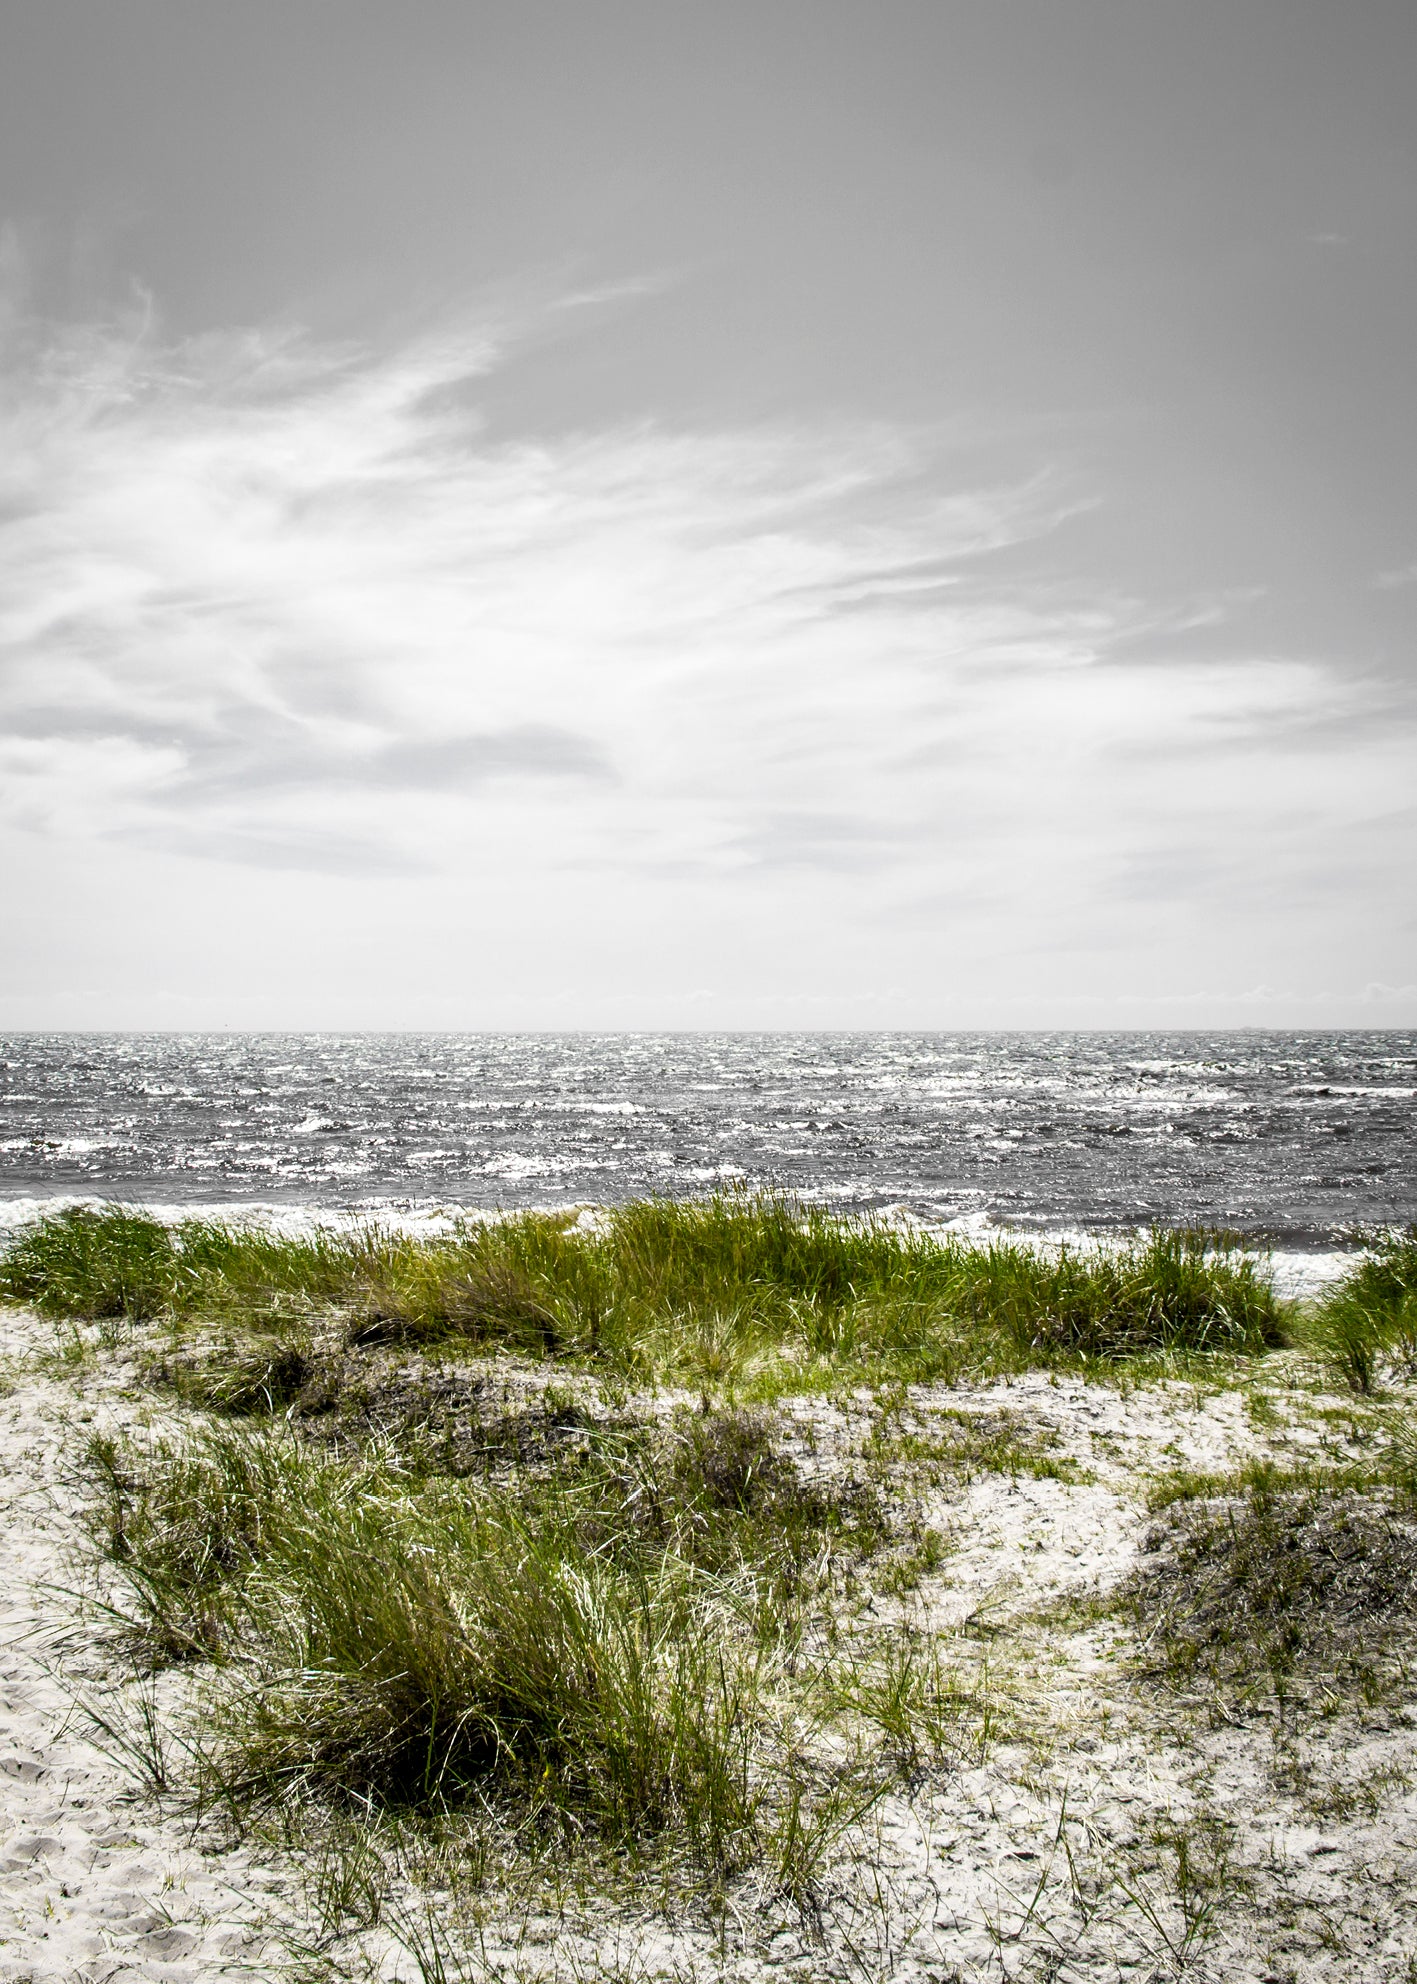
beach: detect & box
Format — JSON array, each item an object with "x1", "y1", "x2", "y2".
[{"x1": 1, "y1": 1198, "x2": 1415, "y2": 1981}]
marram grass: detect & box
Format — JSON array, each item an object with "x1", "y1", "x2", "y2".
[
  {"x1": 1303, "y1": 1227, "x2": 1417, "y2": 1393},
  {"x1": 1, "y1": 1193, "x2": 1285, "y2": 1387},
  {"x1": 83, "y1": 1411, "x2": 919, "y2": 1881},
  {"x1": 19, "y1": 1197, "x2": 1413, "y2": 1949}
]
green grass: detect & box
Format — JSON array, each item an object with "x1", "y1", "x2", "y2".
[
  {"x1": 0, "y1": 1205, "x2": 372, "y2": 1325},
  {"x1": 0, "y1": 1205, "x2": 179, "y2": 1321},
  {"x1": 33, "y1": 1200, "x2": 1417, "y2": 1970},
  {"x1": 81, "y1": 1404, "x2": 911, "y2": 1879},
  {"x1": 1306, "y1": 1227, "x2": 1417, "y2": 1393},
  {"x1": 1, "y1": 1195, "x2": 1285, "y2": 1387},
  {"x1": 88, "y1": 1403, "x2": 883, "y2": 1658},
  {"x1": 80, "y1": 1395, "x2": 1000, "y2": 1952}
]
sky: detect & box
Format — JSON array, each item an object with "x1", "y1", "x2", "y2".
[{"x1": 0, "y1": 0, "x2": 1414, "y2": 1031}]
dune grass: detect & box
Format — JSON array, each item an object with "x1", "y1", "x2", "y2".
[
  {"x1": 0, "y1": 1204, "x2": 180, "y2": 1323},
  {"x1": 1306, "y1": 1228, "x2": 1417, "y2": 1393},
  {"x1": 1, "y1": 1195, "x2": 1284, "y2": 1388},
  {"x1": 93, "y1": 1428, "x2": 765, "y2": 1844},
  {"x1": 83, "y1": 1406, "x2": 923, "y2": 1884},
  {"x1": 25, "y1": 1199, "x2": 1417, "y2": 1963}
]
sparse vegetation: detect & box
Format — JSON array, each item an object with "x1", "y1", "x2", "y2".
[
  {"x1": 866, "y1": 1399, "x2": 1094, "y2": 1485},
  {"x1": 1129, "y1": 1454, "x2": 1417, "y2": 1705}
]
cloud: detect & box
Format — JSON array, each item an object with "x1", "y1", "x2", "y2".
[
  {"x1": 0, "y1": 295, "x2": 1095, "y2": 882},
  {"x1": 374, "y1": 727, "x2": 613, "y2": 791},
  {"x1": 116, "y1": 821, "x2": 430, "y2": 877},
  {"x1": 731, "y1": 811, "x2": 907, "y2": 874},
  {"x1": 3, "y1": 704, "x2": 612, "y2": 801},
  {"x1": 0, "y1": 280, "x2": 1412, "y2": 1025}
]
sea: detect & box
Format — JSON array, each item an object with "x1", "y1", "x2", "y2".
[{"x1": 0, "y1": 1033, "x2": 1412, "y2": 1261}]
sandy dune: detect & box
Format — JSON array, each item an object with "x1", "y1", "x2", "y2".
[{"x1": 3, "y1": 1295, "x2": 1416, "y2": 1982}]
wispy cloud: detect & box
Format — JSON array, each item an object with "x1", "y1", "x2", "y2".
[
  {"x1": 0, "y1": 296, "x2": 1086, "y2": 879},
  {"x1": 0, "y1": 283, "x2": 1412, "y2": 1022}
]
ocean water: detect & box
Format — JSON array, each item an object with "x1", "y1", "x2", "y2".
[{"x1": 0, "y1": 1032, "x2": 1413, "y2": 1245}]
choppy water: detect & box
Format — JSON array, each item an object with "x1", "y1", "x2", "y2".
[{"x1": 0, "y1": 1032, "x2": 1413, "y2": 1244}]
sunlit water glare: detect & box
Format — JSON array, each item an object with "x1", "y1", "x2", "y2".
[{"x1": 1, "y1": 1032, "x2": 1412, "y2": 1247}]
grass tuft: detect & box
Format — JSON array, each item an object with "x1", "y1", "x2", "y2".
[
  {"x1": 81, "y1": 1409, "x2": 899, "y2": 1878},
  {"x1": 1307, "y1": 1228, "x2": 1417, "y2": 1393},
  {"x1": 89, "y1": 1426, "x2": 764, "y2": 1849},
  {"x1": 0, "y1": 1204, "x2": 177, "y2": 1320}
]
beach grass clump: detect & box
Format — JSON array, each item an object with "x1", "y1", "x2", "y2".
[
  {"x1": 221, "y1": 1486, "x2": 765, "y2": 1853},
  {"x1": 82, "y1": 1409, "x2": 900, "y2": 1870},
  {"x1": 87, "y1": 1425, "x2": 295, "y2": 1659},
  {"x1": 1307, "y1": 1228, "x2": 1417, "y2": 1393},
  {"x1": 3, "y1": 1194, "x2": 1284, "y2": 1384},
  {"x1": 1128, "y1": 1455, "x2": 1417, "y2": 1705},
  {"x1": 0, "y1": 1204, "x2": 179, "y2": 1321},
  {"x1": 88, "y1": 1425, "x2": 769, "y2": 1855},
  {"x1": 912, "y1": 1227, "x2": 1281, "y2": 1365},
  {"x1": 0, "y1": 1205, "x2": 387, "y2": 1326}
]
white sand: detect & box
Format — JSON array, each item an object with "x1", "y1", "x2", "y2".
[
  {"x1": 2, "y1": 1288, "x2": 1416, "y2": 1980},
  {"x1": 0, "y1": 1306, "x2": 315, "y2": 1982}
]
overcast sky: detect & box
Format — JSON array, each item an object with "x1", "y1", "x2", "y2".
[{"x1": 1, "y1": 1, "x2": 1414, "y2": 1030}]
